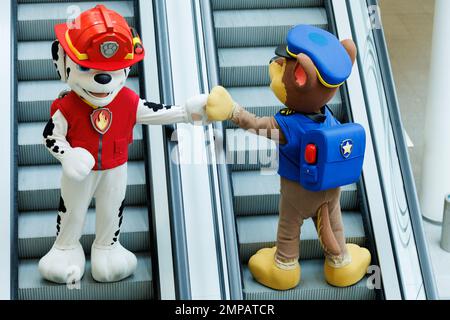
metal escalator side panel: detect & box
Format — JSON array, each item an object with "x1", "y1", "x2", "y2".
[
  {"x1": 347, "y1": 0, "x2": 437, "y2": 299},
  {"x1": 199, "y1": 0, "x2": 244, "y2": 300},
  {"x1": 365, "y1": 0, "x2": 438, "y2": 299},
  {"x1": 164, "y1": 0, "x2": 227, "y2": 300},
  {"x1": 136, "y1": 0, "x2": 179, "y2": 300},
  {"x1": 330, "y1": 0, "x2": 403, "y2": 299}
]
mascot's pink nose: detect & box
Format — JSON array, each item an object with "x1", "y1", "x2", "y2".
[{"x1": 94, "y1": 73, "x2": 112, "y2": 84}]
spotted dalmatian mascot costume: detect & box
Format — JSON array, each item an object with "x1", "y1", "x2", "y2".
[{"x1": 39, "y1": 5, "x2": 210, "y2": 284}]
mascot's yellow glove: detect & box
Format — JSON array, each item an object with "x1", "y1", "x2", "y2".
[{"x1": 206, "y1": 86, "x2": 236, "y2": 121}]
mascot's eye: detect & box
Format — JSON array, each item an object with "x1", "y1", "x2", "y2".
[{"x1": 78, "y1": 65, "x2": 91, "y2": 72}]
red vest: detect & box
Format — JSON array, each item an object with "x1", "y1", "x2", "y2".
[{"x1": 51, "y1": 87, "x2": 139, "y2": 170}]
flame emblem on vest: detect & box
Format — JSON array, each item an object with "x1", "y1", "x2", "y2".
[{"x1": 90, "y1": 108, "x2": 112, "y2": 134}]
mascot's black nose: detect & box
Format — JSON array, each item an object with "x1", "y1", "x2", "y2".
[{"x1": 94, "y1": 73, "x2": 112, "y2": 84}]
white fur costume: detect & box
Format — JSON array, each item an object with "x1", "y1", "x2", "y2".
[{"x1": 39, "y1": 43, "x2": 209, "y2": 284}]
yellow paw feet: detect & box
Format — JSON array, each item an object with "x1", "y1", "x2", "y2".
[
  {"x1": 248, "y1": 247, "x2": 301, "y2": 291},
  {"x1": 324, "y1": 244, "x2": 371, "y2": 287}
]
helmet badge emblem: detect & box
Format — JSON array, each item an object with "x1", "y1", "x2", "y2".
[{"x1": 100, "y1": 41, "x2": 119, "y2": 58}]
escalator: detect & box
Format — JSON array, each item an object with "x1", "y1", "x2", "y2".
[
  {"x1": 15, "y1": 0, "x2": 153, "y2": 299},
  {"x1": 10, "y1": 0, "x2": 437, "y2": 301},
  {"x1": 208, "y1": 0, "x2": 377, "y2": 300}
]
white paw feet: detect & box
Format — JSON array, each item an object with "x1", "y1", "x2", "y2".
[
  {"x1": 91, "y1": 242, "x2": 137, "y2": 282},
  {"x1": 38, "y1": 242, "x2": 85, "y2": 284}
]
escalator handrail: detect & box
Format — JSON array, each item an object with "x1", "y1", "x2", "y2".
[
  {"x1": 198, "y1": 0, "x2": 244, "y2": 300},
  {"x1": 151, "y1": 0, "x2": 192, "y2": 300},
  {"x1": 366, "y1": 0, "x2": 438, "y2": 300}
]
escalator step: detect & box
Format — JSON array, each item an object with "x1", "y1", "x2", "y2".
[
  {"x1": 214, "y1": 8, "x2": 327, "y2": 48},
  {"x1": 211, "y1": 0, "x2": 324, "y2": 11},
  {"x1": 18, "y1": 78, "x2": 139, "y2": 122},
  {"x1": 19, "y1": 206, "x2": 150, "y2": 259},
  {"x1": 18, "y1": 253, "x2": 153, "y2": 300},
  {"x1": 219, "y1": 46, "x2": 278, "y2": 87},
  {"x1": 232, "y1": 171, "x2": 358, "y2": 215},
  {"x1": 237, "y1": 211, "x2": 366, "y2": 262},
  {"x1": 18, "y1": 41, "x2": 138, "y2": 81},
  {"x1": 18, "y1": 161, "x2": 146, "y2": 211},
  {"x1": 242, "y1": 260, "x2": 376, "y2": 300},
  {"x1": 17, "y1": 1, "x2": 134, "y2": 41},
  {"x1": 18, "y1": 122, "x2": 144, "y2": 165},
  {"x1": 223, "y1": 87, "x2": 344, "y2": 129}
]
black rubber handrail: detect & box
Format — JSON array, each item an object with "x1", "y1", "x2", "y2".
[{"x1": 151, "y1": 0, "x2": 192, "y2": 300}]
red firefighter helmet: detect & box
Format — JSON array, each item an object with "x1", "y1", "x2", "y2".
[{"x1": 55, "y1": 5, "x2": 145, "y2": 71}]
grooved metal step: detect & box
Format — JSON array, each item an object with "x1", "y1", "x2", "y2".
[
  {"x1": 19, "y1": 122, "x2": 144, "y2": 165},
  {"x1": 18, "y1": 41, "x2": 138, "y2": 81},
  {"x1": 214, "y1": 8, "x2": 327, "y2": 48},
  {"x1": 237, "y1": 211, "x2": 366, "y2": 262},
  {"x1": 18, "y1": 1, "x2": 134, "y2": 41},
  {"x1": 19, "y1": 206, "x2": 150, "y2": 259},
  {"x1": 219, "y1": 46, "x2": 279, "y2": 87},
  {"x1": 18, "y1": 161, "x2": 146, "y2": 211},
  {"x1": 18, "y1": 78, "x2": 139, "y2": 122},
  {"x1": 19, "y1": 253, "x2": 153, "y2": 300},
  {"x1": 232, "y1": 171, "x2": 358, "y2": 215},
  {"x1": 224, "y1": 87, "x2": 344, "y2": 129},
  {"x1": 242, "y1": 261, "x2": 375, "y2": 300},
  {"x1": 211, "y1": 0, "x2": 324, "y2": 10}
]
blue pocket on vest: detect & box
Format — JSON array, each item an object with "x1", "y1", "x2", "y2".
[{"x1": 299, "y1": 123, "x2": 366, "y2": 191}]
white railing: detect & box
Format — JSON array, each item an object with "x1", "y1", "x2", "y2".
[{"x1": 0, "y1": 0, "x2": 13, "y2": 301}]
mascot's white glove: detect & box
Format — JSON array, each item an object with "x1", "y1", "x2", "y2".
[
  {"x1": 61, "y1": 147, "x2": 95, "y2": 182},
  {"x1": 43, "y1": 110, "x2": 95, "y2": 182},
  {"x1": 184, "y1": 94, "x2": 211, "y2": 125}
]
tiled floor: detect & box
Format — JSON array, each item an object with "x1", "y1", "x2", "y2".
[{"x1": 380, "y1": 0, "x2": 450, "y2": 300}]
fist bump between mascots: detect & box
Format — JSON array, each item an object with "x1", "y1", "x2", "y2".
[
  {"x1": 40, "y1": 5, "x2": 211, "y2": 284},
  {"x1": 207, "y1": 25, "x2": 371, "y2": 290}
]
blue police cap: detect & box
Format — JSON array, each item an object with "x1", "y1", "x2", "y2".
[{"x1": 275, "y1": 24, "x2": 352, "y2": 88}]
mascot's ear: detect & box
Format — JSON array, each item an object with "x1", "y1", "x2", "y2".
[
  {"x1": 294, "y1": 53, "x2": 317, "y2": 88},
  {"x1": 51, "y1": 40, "x2": 67, "y2": 83},
  {"x1": 340, "y1": 39, "x2": 357, "y2": 66}
]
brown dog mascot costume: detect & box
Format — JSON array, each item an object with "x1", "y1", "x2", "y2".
[{"x1": 206, "y1": 25, "x2": 371, "y2": 290}]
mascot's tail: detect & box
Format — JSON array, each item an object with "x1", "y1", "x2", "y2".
[{"x1": 314, "y1": 203, "x2": 341, "y2": 257}]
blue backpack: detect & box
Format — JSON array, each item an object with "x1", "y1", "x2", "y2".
[{"x1": 299, "y1": 122, "x2": 366, "y2": 191}]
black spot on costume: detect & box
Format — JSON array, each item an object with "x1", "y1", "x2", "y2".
[
  {"x1": 51, "y1": 41, "x2": 59, "y2": 61},
  {"x1": 46, "y1": 139, "x2": 56, "y2": 148},
  {"x1": 144, "y1": 101, "x2": 172, "y2": 112},
  {"x1": 43, "y1": 118, "x2": 55, "y2": 138},
  {"x1": 111, "y1": 201, "x2": 125, "y2": 244},
  {"x1": 58, "y1": 196, "x2": 67, "y2": 213}
]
